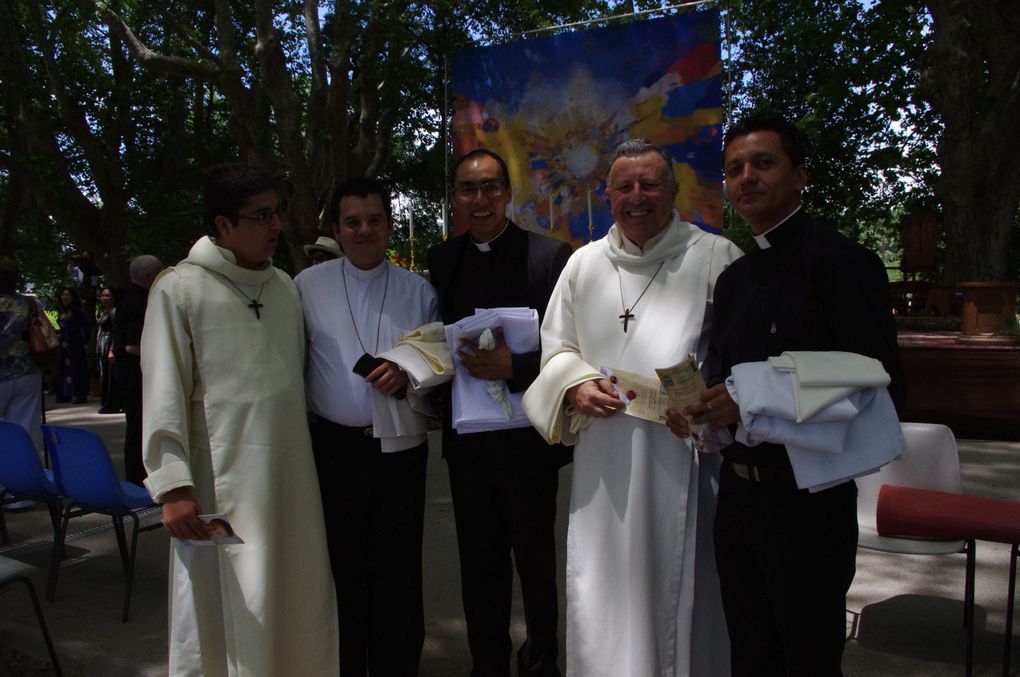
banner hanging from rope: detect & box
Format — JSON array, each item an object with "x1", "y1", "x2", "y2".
[{"x1": 450, "y1": 9, "x2": 724, "y2": 246}]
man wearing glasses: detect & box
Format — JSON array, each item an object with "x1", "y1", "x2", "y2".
[
  {"x1": 428, "y1": 149, "x2": 572, "y2": 677},
  {"x1": 142, "y1": 164, "x2": 339, "y2": 676}
]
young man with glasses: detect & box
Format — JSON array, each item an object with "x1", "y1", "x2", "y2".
[
  {"x1": 428, "y1": 149, "x2": 573, "y2": 677},
  {"x1": 142, "y1": 164, "x2": 339, "y2": 676}
]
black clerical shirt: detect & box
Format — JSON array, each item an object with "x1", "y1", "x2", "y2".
[{"x1": 704, "y1": 208, "x2": 905, "y2": 468}]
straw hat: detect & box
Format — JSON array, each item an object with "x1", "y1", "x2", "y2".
[{"x1": 303, "y1": 236, "x2": 343, "y2": 259}]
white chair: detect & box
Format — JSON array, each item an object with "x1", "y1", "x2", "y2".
[
  {"x1": 857, "y1": 421, "x2": 965, "y2": 555},
  {"x1": 855, "y1": 421, "x2": 976, "y2": 676}
]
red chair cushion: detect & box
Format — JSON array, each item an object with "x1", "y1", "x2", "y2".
[{"x1": 876, "y1": 484, "x2": 1020, "y2": 544}]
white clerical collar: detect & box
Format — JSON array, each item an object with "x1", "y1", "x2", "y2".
[
  {"x1": 752, "y1": 205, "x2": 802, "y2": 250},
  {"x1": 343, "y1": 258, "x2": 387, "y2": 280},
  {"x1": 471, "y1": 221, "x2": 509, "y2": 252}
]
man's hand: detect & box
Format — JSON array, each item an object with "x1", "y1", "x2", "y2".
[
  {"x1": 686, "y1": 383, "x2": 740, "y2": 430},
  {"x1": 458, "y1": 328, "x2": 513, "y2": 380},
  {"x1": 665, "y1": 407, "x2": 691, "y2": 438},
  {"x1": 365, "y1": 359, "x2": 409, "y2": 396},
  {"x1": 566, "y1": 379, "x2": 626, "y2": 418},
  {"x1": 160, "y1": 486, "x2": 208, "y2": 540}
]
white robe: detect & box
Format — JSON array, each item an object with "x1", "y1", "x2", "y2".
[
  {"x1": 523, "y1": 214, "x2": 741, "y2": 677},
  {"x1": 142, "y1": 236, "x2": 339, "y2": 677}
]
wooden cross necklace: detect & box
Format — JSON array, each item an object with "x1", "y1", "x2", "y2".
[
  {"x1": 617, "y1": 261, "x2": 665, "y2": 333},
  {"x1": 221, "y1": 277, "x2": 266, "y2": 319}
]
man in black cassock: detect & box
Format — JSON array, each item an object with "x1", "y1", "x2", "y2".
[
  {"x1": 676, "y1": 111, "x2": 905, "y2": 677},
  {"x1": 427, "y1": 149, "x2": 572, "y2": 677}
]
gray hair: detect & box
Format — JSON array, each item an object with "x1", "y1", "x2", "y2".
[
  {"x1": 608, "y1": 139, "x2": 678, "y2": 190},
  {"x1": 129, "y1": 255, "x2": 164, "y2": 286}
]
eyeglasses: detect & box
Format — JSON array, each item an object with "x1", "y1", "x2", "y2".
[
  {"x1": 452, "y1": 181, "x2": 506, "y2": 199},
  {"x1": 234, "y1": 206, "x2": 285, "y2": 227}
]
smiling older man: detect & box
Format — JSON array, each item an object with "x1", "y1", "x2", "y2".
[{"x1": 523, "y1": 139, "x2": 742, "y2": 677}]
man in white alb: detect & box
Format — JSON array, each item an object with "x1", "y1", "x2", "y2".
[
  {"x1": 294, "y1": 176, "x2": 439, "y2": 676},
  {"x1": 523, "y1": 140, "x2": 742, "y2": 677},
  {"x1": 143, "y1": 164, "x2": 339, "y2": 676}
]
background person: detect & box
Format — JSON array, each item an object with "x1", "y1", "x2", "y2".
[
  {"x1": 95, "y1": 286, "x2": 120, "y2": 413},
  {"x1": 53, "y1": 286, "x2": 90, "y2": 404},
  {"x1": 0, "y1": 256, "x2": 45, "y2": 454},
  {"x1": 303, "y1": 234, "x2": 343, "y2": 265}
]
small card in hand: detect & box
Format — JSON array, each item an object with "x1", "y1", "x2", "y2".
[{"x1": 178, "y1": 513, "x2": 244, "y2": 546}]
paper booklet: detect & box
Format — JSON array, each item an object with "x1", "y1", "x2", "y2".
[
  {"x1": 654, "y1": 355, "x2": 708, "y2": 433},
  {"x1": 598, "y1": 355, "x2": 707, "y2": 429},
  {"x1": 177, "y1": 513, "x2": 245, "y2": 546}
]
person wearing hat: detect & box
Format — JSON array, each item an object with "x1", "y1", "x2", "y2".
[{"x1": 304, "y1": 235, "x2": 342, "y2": 265}]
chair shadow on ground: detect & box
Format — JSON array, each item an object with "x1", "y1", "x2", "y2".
[{"x1": 851, "y1": 594, "x2": 1020, "y2": 674}]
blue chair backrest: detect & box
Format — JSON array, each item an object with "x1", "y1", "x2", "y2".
[
  {"x1": 40, "y1": 425, "x2": 133, "y2": 513},
  {"x1": 0, "y1": 421, "x2": 62, "y2": 499}
]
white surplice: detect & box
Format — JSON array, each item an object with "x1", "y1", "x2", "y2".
[
  {"x1": 142, "y1": 236, "x2": 339, "y2": 677},
  {"x1": 523, "y1": 214, "x2": 741, "y2": 677}
]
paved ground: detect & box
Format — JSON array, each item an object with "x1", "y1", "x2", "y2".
[{"x1": 1, "y1": 397, "x2": 1018, "y2": 676}]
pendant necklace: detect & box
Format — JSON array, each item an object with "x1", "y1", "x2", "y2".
[
  {"x1": 616, "y1": 261, "x2": 665, "y2": 333},
  {"x1": 220, "y1": 276, "x2": 266, "y2": 319},
  {"x1": 342, "y1": 259, "x2": 390, "y2": 356}
]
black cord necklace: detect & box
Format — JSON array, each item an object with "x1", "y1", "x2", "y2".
[
  {"x1": 219, "y1": 276, "x2": 266, "y2": 319},
  {"x1": 341, "y1": 259, "x2": 390, "y2": 355},
  {"x1": 616, "y1": 261, "x2": 665, "y2": 333}
]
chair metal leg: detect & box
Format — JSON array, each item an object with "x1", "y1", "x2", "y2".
[
  {"x1": 15, "y1": 575, "x2": 63, "y2": 676},
  {"x1": 121, "y1": 512, "x2": 140, "y2": 623},
  {"x1": 46, "y1": 504, "x2": 72, "y2": 602},
  {"x1": 965, "y1": 539, "x2": 976, "y2": 677},
  {"x1": 0, "y1": 505, "x2": 8, "y2": 545},
  {"x1": 112, "y1": 514, "x2": 129, "y2": 574},
  {"x1": 1005, "y1": 543, "x2": 1018, "y2": 677}
]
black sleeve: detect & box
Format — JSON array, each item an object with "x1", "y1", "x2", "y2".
[
  {"x1": 506, "y1": 240, "x2": 572, "y2": 393},
  {"x1": 816, "y1": 247, "x2": 906, "y2": 412}
]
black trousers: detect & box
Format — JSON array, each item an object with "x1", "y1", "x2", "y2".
[
  {"x1": 445, "y1": 427, "x2": 561, "y2": 677},
  {"x1": 116, "y1": 361, "x2": 145, "y2": 486},
  {"x1": 310, "y1": 416, "x2": 428, "y2": 677},
  {"x1": 714, "y1": 460, "x2": 858, "y2": 677}
]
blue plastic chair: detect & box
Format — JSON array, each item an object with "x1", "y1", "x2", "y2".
[
  {"x1": 0, "y1": 421, "x2": 65, "y2": 549},
  {"x1": 40, "y1": 424, "x2": 160, "y2": 622}
]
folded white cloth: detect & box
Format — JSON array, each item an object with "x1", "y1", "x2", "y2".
[
  {"x1": 445, "y1": 308, "x2": 540, "y2": 433},
  {"x1": 727, "y1": 354, "x2": 904, "y2": 492},
  {"x1": 377, "y1": 321, "x2": 453, "y2": 390},
  {"x1": 767, "y1": 351, "x2": 890, "y2": 422}
]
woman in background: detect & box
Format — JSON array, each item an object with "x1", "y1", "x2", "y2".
[
  {"x1": 0, "y1": 256, "x2": 44, "y2": 452},
  {"x1": 96, "y1": 286, "x2": 120, "y2": 413},
  {"x1": 54, "y1": 286, "x2": 90, "y2": 404}
]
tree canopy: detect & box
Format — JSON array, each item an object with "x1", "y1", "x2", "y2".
[{"x1": 1, "y1": 0, "x2": 1017, "y2": 298}]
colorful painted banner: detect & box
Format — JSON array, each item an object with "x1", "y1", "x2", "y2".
[{"x1": 450, "y1": 9, "x2": 724, "y2": 246}]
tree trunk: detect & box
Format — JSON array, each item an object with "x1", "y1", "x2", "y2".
[{"x1": 926, "y1": 0, "x2": 1020, "y2": 282}]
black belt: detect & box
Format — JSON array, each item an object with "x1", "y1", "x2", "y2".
[
  {"x1": 309, "y1": 413, "x2": 374, "y2": 438},
  {"x1": 728, "y1": 460, "x2": 788, "y2": 483}
]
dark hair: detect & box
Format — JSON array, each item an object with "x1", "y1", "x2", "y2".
[
  {"x1": 57, "y1": 286, "x2": 80, "y2": 310},
  {"x1": 607, "y1": 139, "x2": 678, "y2": 190},
  {"x1": 328, "y1": 176, "x2": 393, "y2": 225},
  {"x1": 98, "y1": 286, "x2": 119, "y2": 304},
  {"x1": 0, "y1": 255, "x2": 17, "y2": 294},
  {"x1": 203, "y1": 164, "x2": 277, "y2": 236},
  {"x1": 451, "y1": 148, "x2": 511, "y2": 189},
  {"x1": 724, "y1": 110, "x2": 807, "y2": 169}
]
